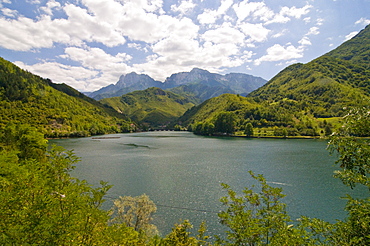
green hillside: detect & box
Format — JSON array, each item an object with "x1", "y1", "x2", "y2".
[
  {"x1": 178, "y1": 25, "x2": 370, "y2": 137},
  {"x1": 0, "y1": 57, "x2": 135, "y2": 137},
  {"x1": 168, "y1": 82, "x2": 234, "y2": 104},
  {"x1": 249, "y1": 25, "x2": 370, "y2": 117},
  {"x1": 100, "y1": 87, "x2": 194, "y2": 127},
  {"x1": 178, "y1": 93, "x2": 325, "y2": 137}
]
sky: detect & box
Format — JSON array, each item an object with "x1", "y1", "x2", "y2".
[{"x1": 0, "y1": 0, "x2": 369, "y2": 92}]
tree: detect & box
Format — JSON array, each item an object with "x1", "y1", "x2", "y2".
[
  {"x1": 202, "y1": 122, "x2": 215, "y2": 135},
  {"x1": 327, "y1": 106, "x2": 370, "y2": 245},
  {"x1": 111, "y1": 194, "x2": 158, "y2": 237},
  {"x1": 0, "y1": 125, "x2": 141, "y2": 245},
  {"x1": 216, "y1": 171, "x2": 305, "y2": 245},
  {"x1": 244, "y1": 122, "x2": 254, "y2": 137},
  {"x1": 214, "y1": 112, "x2": 236, "y2": 135}
]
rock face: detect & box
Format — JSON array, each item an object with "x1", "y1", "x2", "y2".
[
  {"x1": 89, "y1": 68, "x2": 267, "y2": 101},
  {"x1": 88, "y1": 72, "x2": 163, "y2": 100}
]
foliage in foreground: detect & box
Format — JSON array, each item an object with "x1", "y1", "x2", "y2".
[{"x1": 1, "y1": 106, "x2": 370, "y2": 245}]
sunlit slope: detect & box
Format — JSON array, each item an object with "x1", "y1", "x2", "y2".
[
  {"x1": 100, "y1": 87, "x2": 194, "y2": 126},
  {"x1": 249, "y1": 24, "x2": 370, "y2": 117},
  {"x1": 0, "y1": 57, "x2": 132, "y2": 137}
]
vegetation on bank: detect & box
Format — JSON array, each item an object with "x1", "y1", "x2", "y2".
[
  {"x1": 181, "y1": 94, "x2": 340, "y2": 138},
  {"x1": 1, "y1": 106, "x2": 370, "y2": 245},
  {"x1": 0, "y1": 57, "x2": 136, "y2": 138}
]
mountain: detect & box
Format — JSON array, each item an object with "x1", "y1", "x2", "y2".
[
  {"x1": 249, "y1": 24, "x2": 370, "y2": 117},
  {"x1": 168, "y1": 83, "x2": 234, "y2": 104},
  {"x1": 89, "y1": 72, "x2": 163, "y2": 100},
  {"x1": 99, "y1": 87, "x2": 194, "y2": 127},
  {"x1": 0, "y1": 57, "x2": 134, "y2": 137},
  {"x1": 163, "y1": 68, "x2": 266, "y2": 95},
  {"x1": 89, "y1": 68, "x2": 267, "y2": 102},
  {"x1": 178, "y1": 25, "x2": 370, "y2": 136}
]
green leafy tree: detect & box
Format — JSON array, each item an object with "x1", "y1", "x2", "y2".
[
  {"x1": 216, "y1": 171, "x2": 305, "y2": 245},
  {"x1": 327, "y1": 106, "x2": 370, "y2": 245},
  {"x1": 214, "y1": 112, "x2": 236, "y2": 135},
  {"x1": 244, "y1": 122, "x2": 254, "y2": 137},
  {"x1": 0, "y1": 125, "x2": 141, "y2": 245},
  {"x1": 161, "y1": 220, "x2": 211, "y2": 246}
]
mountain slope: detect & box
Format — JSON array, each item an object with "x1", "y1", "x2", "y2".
[
  {"x1": 0, "y1": 57, "x2": 134, "y2": 137},
  {"x1": 249, "y1": 24, "x2": 370, "y2": 117},
  {"x1": 168, "y1": 83, "x2": 234, "y2": 104},
  {"x1": 178, "y1": 25, "x2": 370, "y2": 136},
  {"x1": 90, "y1": 68, "x2": 267, "y2": 102},
  {"x1": 89, "y1": 72, "x2": 163, "y2": 100},
  {"x1": 100, "y1": 87, "x2": 194, "y2": 127}
]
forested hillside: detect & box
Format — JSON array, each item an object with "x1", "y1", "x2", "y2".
[
  {"x1": 179, "y1": 25, "x2": 370, "y2": 137},
  {"x1": 249, "y1": 24, "x2": 370, "y2": 117},
  {"x1": 0, "y1": 57, "x2": 135, "y2": 137},
  {"x1": 100, "y1": 87, "x2": 194, "y2": 128}
]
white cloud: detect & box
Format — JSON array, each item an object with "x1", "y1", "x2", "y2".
[
  {"x1": 63, "y1": 46, "x2": 131, "y2": 70},
  {"x1": 1, "y1": 7, "x2": 18, "y2": 17},
  {"x1": 0, "y1": 0, "x2": 199, "y2": 51},
  {"x1": 239, "y1": 23, "x2": 270, "y2": 42},
  {"x1": 202, "y1": 23, "x2": 245, "y2": 45},
  {"x1": 14, "y1": 60, "x2": 99, "y2": 91},
  {"x1": 254, "y1": 43, "x2": 303, "y2": 65},
  {"x1": 344, "y1": 31, "x2": 358, "y2": 41},
  {"x1": 233, "y1": 2, "x2": 311, "y2": 25},
  {"x1": 197, "y1": 0, "x2": 233, "y2": 24},
  {"x1": 232, "y1": 1, "x2": 267, "y2": 23},
  {"x1": 40, "y1": 0, "x2": 61, "y2": 16},
  {"x1": 280, "y1": 5, "x2": 312, "y2": 19},
  {"x1": 298, "y1": 36, "x2": 312, "y2": 46},
  {"x1": 316, "y1": 18, "x2": 324, "y2": 26},
  {"x1": 355, "y1": 17, "x2": 370, "y2": 26},
  {"x1": 306, "y1": 26, "x2": 320, "y2": 35},
  {"x1": 13, "y1": 46, "x2": 134, "y2": 91},
  {"x1": 171, "y1": 0, "x2": 196, "y2": 15}
]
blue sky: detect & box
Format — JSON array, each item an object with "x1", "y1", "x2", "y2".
[{"x1": 0, "y1": 0, "x2": 369, "y2": 92}]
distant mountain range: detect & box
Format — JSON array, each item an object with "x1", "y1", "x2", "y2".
[{"x1": 88, "y1": 68, "x2": 267, "y2": 102}]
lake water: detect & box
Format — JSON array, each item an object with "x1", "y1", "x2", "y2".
[{"x1": 49, "y1": 131, "x2": 365, "y2": 236}]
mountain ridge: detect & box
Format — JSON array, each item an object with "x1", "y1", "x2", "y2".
[{"x1": 89, "y1": 68, "x2": 267, "y2": 102}]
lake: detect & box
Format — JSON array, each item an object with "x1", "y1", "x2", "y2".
[{"x1": 49, "y1": 131, "x2": 364, "y2": 236}]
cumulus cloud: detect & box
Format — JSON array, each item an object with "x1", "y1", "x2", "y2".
[
  {"x1": 1, "y1": 0, "x2": 362, "y2": 90},
  {"x1": 254, "y1": 43, "x2": 303, "y2": 65},
  {"x1": 14, "y1": 60, "x2": 99, "y2": 91},
  {"x1": 197, "y1": 0, "x2": 233, "y2": 24},
  {"x1": 344, "y1": 31, "x2": 358, "y2": 41},
  {"x1": 298, "y1": 36, "x2": 312, "y2": 46},
  {"x1": 202, "y1": 22, "x2": 245, "y2": 44},
  {"x1": 1, "y1": 7, "x2": 18, "y2": 17},
  {"x1": 40, "y1": 0, "x2": 61, "y2": 15},
  {"x1": 239, "y1": 23, "x2": 270, "y2": 42},
  {"x1": 355, "y1": 17, "x2": 370, "y2": 26},
  {"x1": 306, "y1": 26, "x2": 320, "y2": 36},
  {"x1": 233, "y1": 1, "x2": 311, "y2": 25},
  {"x1": 280, "y1": 5, "x2": 312, "y2": 19},
  {"x1": 171, "y1": 0, "x2": 196, "y2": 15}
]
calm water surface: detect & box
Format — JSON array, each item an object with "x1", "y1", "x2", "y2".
[{"x1": 49, "y1": 131, "x2": 365, "y2": 236}]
